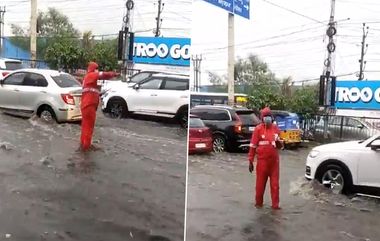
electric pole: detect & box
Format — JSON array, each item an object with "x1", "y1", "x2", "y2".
[
  {"x1": 192, "y1": 55, "x2": 202, "y2": 92},
  {"x1": 121, "y1": 0, "x2": 134, "y2": 81},
  {"x1": 0, "y1": 6, "x2": 5, "y2": 55},
  {"x1": 227, "y1": 13, "x2": 235, "y2": 106},
  {"x1": 30, "y1": 0, "x2": 37, "y2": 68},
  {"x1": 358, "y1": 23, "x2": 369, "y2": 80},
  {"x1": 155, "y1": 0, "x2": 164, "y2": 37},
  {"x1": 320, "y1": 0, "x2": 337, "y2": 139}
]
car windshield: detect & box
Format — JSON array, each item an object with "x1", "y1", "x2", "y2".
[
  {"x1": 190, "y1": 117, "x2": 205, "y2": 128},
  {"x1": 129, "y1": 72, "x2": 154, "y2": 83},
  {"x1": 51, "y1": 73, "x2": 81, "y2": 88},
  {"x1": 236, "y1": 111, "x2": 260, "y2": 125},
  {"x1": 4, "y1": 61, "x2": 24, "y2": 70}
]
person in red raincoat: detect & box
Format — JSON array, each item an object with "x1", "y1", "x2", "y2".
[
  {"x1": 248, "y1": 107, "x2": 284, "y2": 209},
  {"x1": 80, "y1": 62, "x2": 119, "y2": 151}
]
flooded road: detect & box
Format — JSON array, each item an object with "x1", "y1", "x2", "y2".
[
  {"x1": 187, "y1": 147, "x2": 380, "y2": 241},
  {"x1": 0, "y1": 111, "x2": 187, "y2": 241}
]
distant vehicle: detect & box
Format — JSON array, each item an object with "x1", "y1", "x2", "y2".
[
  {"x1": 313, "y1": 116, "x2": 380, "y2": 141},
  {"x1": 101, "y1": 73, "x2": 189, "y2": 127},
  {"x1": 190, "y1": 92, "x2": 249, "y2": 108},
  {"x1": 0, "y1": 69, "x2": 82, "y2": 123},
  {"x1": 0, "y1": 58, "x2": 25, "y2": 79},
  {"x1": 272, "y1": 110, "x2": 302, "y2": 147},
  {"x1": 188, "y1": 115, "x2": 213, "y2": 154},
  {"x1": 190, "y1": 105, "x2": 260, "y2": 152},
  {"x1": 305, "y1": 135, "x2": 380, "y2": 195}
]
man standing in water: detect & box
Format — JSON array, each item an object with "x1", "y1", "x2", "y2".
[
  {"x1": 80, "y1": 62, "x2": 119, "y2": 151},
  {"x1": 248, "y1": 107, "x2": 284, "y2": 209}
]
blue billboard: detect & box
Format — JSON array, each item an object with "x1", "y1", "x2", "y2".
[
  {"x1": 202, "y1": 0, "x2": 250, "y2": 19},
  {"x1": 335, "y1": 81, "x2": 380, "y2": 110},
  {"x1": 133, "y1": 37, "x2": 190, "y2": 67}
]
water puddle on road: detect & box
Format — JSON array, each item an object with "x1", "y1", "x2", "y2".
[{"x1": 289, "y1": 176, "x2": 380, "y2": 211}]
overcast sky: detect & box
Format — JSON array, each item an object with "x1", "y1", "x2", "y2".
[
  {"x1": 3, "y1": 0, "x2": 191, "y2": 38},
  {"x1": 192, "y1": 0, "x2": 380, "y2": 85}
]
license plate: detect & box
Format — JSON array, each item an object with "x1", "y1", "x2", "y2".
[
  {"x1": 249, "y1": 127, "x2": 255, "y2": 131},
  {"x1": 195, "y1": 143, "x2": 206, "y2": 148}
]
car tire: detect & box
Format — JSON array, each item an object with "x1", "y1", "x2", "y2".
[
  {"x1": 107, "y1": 99, "x2": 128, "y2": 119},
  {"x1": 39, "y1": 106, "x2": 57, "y2": 123},
  {"x1": 317, "y1": 164, "x2": 352, "y2": 195},
  {"x1": 178, "y1": 108, "x2": 188, "y2": 129},
  {"x1": 213, "y1": 134, "x2": 226, "y2": 153}
]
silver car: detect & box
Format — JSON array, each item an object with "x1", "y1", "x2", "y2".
[{"x1": 0, "y1": 69, "x2": 82, "y2": 122}]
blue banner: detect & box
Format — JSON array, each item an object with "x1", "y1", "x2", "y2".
[
  {"x1": 335, "y1": 81, "x2": 380, "y2": 110},
  {"x1": 133, "y1": 37, "x2": 191, "y2": 67}
]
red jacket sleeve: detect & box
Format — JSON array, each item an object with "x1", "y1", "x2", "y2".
[
  {"x1": 99, "y1": 71, "x2": 117, "y2": 80},
  {"x1": 248, "y1": 126, "x2": 260, "y2": 163}
]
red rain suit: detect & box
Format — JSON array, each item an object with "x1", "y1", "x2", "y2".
[
  {"x1": 248, "y1": 107, "x2": 282, "y2": 209},
  {"x1": 80, "y1": 62, "x2": 117, "y2": 151}
]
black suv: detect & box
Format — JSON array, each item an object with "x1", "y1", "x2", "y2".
[{"x1": 190, "y1": 105, "x2": 261, "y2": 152}]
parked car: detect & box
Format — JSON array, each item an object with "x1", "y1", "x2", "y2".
[
  {"x1": 188, "y1": 115, "x2": 213, "y2": 154},
  {"x1": 101, "y1": 73, "x2": 189, "y2": 127},
  {"x1": 0, "y1": 69, "x2": 82, "y2": 123},
  {"x1": 190, "y1": 105, "x2": 261, "y2": 152},
  {"x1": 313, "y1": 116, "x2": 380, "y2": 141},
  {"x1": 0, "y1": 58, "x2": 25, "y2": 79},
  {"x1": 305, "y1": 135, "x2": 380, "y2": 195}
]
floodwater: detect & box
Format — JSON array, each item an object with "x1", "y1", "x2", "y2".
[
  {"x1": 187, "y1": 147, "x2": 380, "y2": 241},
  {"x1": 0, "y1": 111, "x2": 187, "y2": 241}
]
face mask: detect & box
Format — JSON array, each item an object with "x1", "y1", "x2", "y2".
[{"x1": 263, "y1": 116, "x2": 272, "y2": 124}]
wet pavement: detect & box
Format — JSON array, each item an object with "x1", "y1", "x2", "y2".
[
  {"x1": 0, "y1": 111, "x2": 187, "y2": 241},
  {"x1": 186, "y1": 147, "x2": 380, "y2": 241}
]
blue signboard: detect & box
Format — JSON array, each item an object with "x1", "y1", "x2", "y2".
[
  {"x1": 133, "y1": 37, "x2": 191, "y2": 67},
  {"x1": 335, "y1": 81, "x2": 380, "y2": 110},
  {"x1": 203, "y1": 0, "x2": 234, "y2": 13},
  {"x1": 234, "y1": 0, "x2": 250, "y2": 19},
  {"x1": 202, "y1": 0, "x2": 250, "y2": 19}
]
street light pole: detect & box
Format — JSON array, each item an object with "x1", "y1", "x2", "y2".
[{"x1": 227, "y1": 13, "x2": 235, "y2": 106}]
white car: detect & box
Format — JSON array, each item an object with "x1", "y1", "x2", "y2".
[
  {"x1": 0, "y1": 58, "x2": 25, "y2": 79},
  {"x1": 101, "y1": 73, "x2": 189, "y2": 127},
  {"x1": 0, "y1": 69, "x2": 82, "y2": 122},
  {"x1": 305, "y1": 135, "x2": 380, "y2": 195}
]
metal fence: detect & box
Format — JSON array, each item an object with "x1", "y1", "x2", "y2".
[{"x1": 300, "y1": 114, "x2": 380, "y2": 143}]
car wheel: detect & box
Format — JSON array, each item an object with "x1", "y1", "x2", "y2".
[
  {"x1": 213, "y1": 135, "x2": 226, "y2": 153},
  {"x1": 178, "y1": 109, "x2": 188, "y2": 129},
  {"x1": 318, "y1": 164, "x2": 351, "y2": 194},
  {"x1": 39, "y1": 106, "x2": 56, "y2": 123},
  {"x1": 108, "y1": 99, "x2": 127, "y2": 119}
]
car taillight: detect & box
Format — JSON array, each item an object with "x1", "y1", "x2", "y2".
[
  {"x1": 233, "y1": 113, "x2": 243, "y2": 133},
  {"x1": 61, "y1": 94, "x2": 75, "y2": 105},
  {"x1": 2, "y1": 72, "x2": 9, "y2": 77}
]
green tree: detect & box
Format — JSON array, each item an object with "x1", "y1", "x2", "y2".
[
  {"x1": 207, "y1": 71, "x2": 223, "y2": 85},
  {"x1": 287, "y1": 85, "x2": 319, "y2": 117},
  {"x1": 88, "y1": 39, "x2": 118, "y2": 71}
]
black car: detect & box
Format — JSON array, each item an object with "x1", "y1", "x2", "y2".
[{"x1": 190, "y1": 105, "x2": 261, "y2": 152}]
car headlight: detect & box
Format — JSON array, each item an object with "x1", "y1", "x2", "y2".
[{"x1": 308, "y1": 150, "x2": 320, "y2": 158}]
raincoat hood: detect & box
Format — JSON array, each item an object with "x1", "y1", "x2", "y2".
[
  {"x1": 260, "y1": 107, "x2": 272, "y2": 120},
  {"x1": 87, "y1": 62, "x2": 98, "y2": 73}
]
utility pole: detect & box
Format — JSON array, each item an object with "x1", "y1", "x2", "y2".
[
  {"x1": 155, "y1": 0, "x2": 164, "y2": 37},
  {"x1": 192, "y1": 55, "x2": 202, "y2": 92},
  {"x1": 121, "y1": 0, "x2": 134, "y2": 81},
  {"x1": 30, "y1": 0, "x2": 37, "y2": 68},
  {"x1": 320, "y1": 0, "x2": 337, "y2": 139},
  {"x1": 358, "y1": 23, "x2": 369, "y2": 80},
  {"x1": 227, "y1": 13, "x2": 235, "y2": 106},
  {"x1": 0, "y1": 6, "x2": 5, "y2": 56}
]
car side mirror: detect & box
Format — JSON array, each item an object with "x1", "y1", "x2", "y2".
[
  {"x1": 370, "y1": 140, "x2": 380, "y2": 151},
  {"x1": 0, "y1": 79, "x2": 4, "y2": 86},
  {"x1": 133, "y1": 83, "x2": 140, "y2": 90},
  {"x1": 357, "y1": 124, "x2": 364, "y2": 129}
]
